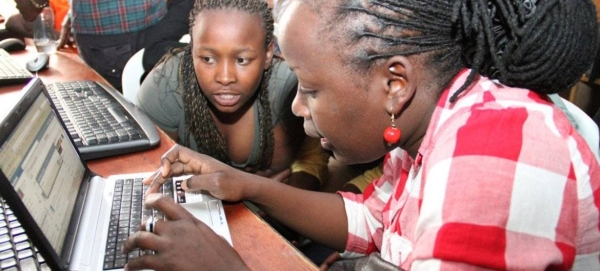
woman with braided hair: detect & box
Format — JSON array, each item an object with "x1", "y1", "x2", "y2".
[
  {"x1": 124, "y1": 0, "x2": 600, "y2": 270},
  {"x1": 137, "y1": 0, "x2": 329, "y2": 190}
]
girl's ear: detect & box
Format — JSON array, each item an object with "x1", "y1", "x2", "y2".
[{"x1": 264, "y1": 39, "x2": 275, "y2": 69}]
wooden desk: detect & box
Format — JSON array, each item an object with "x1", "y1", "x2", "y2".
[{"x1": 0, "y1": 47, "x2": 318, "y2": 271}]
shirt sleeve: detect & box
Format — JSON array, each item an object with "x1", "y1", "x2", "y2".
[
  {"x1": 410, "y1": 104, "x2": 600, "y2": 270},
  {"x1": 136, "y1": 54, "x2": 183, "y2": 133},
  {"x1": 338, "y1": 152, "x2": 400, "y2": 258}
]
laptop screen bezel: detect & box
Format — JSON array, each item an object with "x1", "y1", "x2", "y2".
[{"x1": 0, "y1": 78, "x2": 95, "y2": 271}]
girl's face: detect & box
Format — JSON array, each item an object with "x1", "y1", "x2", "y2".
[
  {"x1": 191, "y1": 9, "x2": 273, "y2": 115},
  {"x1": 278, "y1": 2, "x2": 390, "y2": 165}
]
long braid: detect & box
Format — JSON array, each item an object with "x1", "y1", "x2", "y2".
[
  {"x1": 257, "y1": 66, "x2": 274, "y2": 172},
  {"x1": 453, "y1": 0, "x2": 596, "y2": 101},
  {"x1": 181, "y1": 0, "x2": 275, "y2": 172},
  {"x1": 180, "y1": 46, "x2": 229, "y2": 163},
  {"x1": 311, "y1": 0, "x2": 597, "y2": 102},
  {"x1": 319, "y1": 0, "x2": 463, "y2": 93}
]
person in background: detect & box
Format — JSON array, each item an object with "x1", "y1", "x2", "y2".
[
  {"x1": 6, "y1": 0, "x2": 69, "y2": 42},
  {"x1": 123, "y1": 0, "x2": 600, "y2": 270},
  {"x1": 140, "y1": 0, "x2": 193, "y2": 75},
  {"x1": 57, "y1": 0, "x2": 192, "y2": 91}
]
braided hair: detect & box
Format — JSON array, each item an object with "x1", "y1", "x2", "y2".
[
  {"x1": 180, "y1": 0, "x2": 275, "y2": 172},
  {"x1": 308, "y1": 0, "x2": 598, "y2": 102}
]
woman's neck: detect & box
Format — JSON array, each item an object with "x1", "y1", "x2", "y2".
[{"x1": 398, "y1": 89, "x2": 437, "y2": 159}]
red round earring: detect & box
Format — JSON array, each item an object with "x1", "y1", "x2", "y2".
[{"x1": 383, "y1": 112, "x2": 401, "y2": 145}]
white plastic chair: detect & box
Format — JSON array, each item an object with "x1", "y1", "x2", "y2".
[
  {"x1": 551, "y1": 94, "x2": 600, "y2": 162},
  {"x1": 121, "y1": 35, "x2": 189, "y2": 105},
  {"x1": 121, "y1": 48, "x2": 145, "y2": 106},
  {"x1": 179, "y1": 34, "x2": 191, "y2": 43}
]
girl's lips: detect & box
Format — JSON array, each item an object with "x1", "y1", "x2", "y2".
[{"x1": 214, "y1": 93, "x2": 241, "y2": 107}]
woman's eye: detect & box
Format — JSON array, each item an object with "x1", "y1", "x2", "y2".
[
  {"x1": 299, "y1": 86, "x2": 317, "y2": 98},
  {"x1": 304, "y1": 90, "x2": 317, "y2": 98}
]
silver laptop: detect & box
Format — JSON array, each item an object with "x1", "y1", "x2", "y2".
[{"x1": 0, "y1": 78, "x2": 231, "y2": 271}]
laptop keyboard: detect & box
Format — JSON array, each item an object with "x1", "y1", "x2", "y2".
[
  {"x1": 103, "y1": 178, "x2": 173, "y2": 270},
  {"x1": 0, "y1": 199, "x2": 49, "y2": 271},
  {"x1": 0, "y1": 49, "x2": 34, "y2": 86}
]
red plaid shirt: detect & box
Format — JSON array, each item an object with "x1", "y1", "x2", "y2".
[{"x1": 339, "y1": 70, "x2": 600, "y2": 270}]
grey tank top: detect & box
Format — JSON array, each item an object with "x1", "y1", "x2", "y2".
[{"x1": 136, "y1": 52, "x2": 299, "y2": 169}]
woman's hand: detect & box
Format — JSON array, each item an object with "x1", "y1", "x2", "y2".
[
  {"x1": 319, "y1": 251, "x2": 342, "y2": 271},
  {"x1": 122, "y1": 194, "x2": 250, "y2": 271},
  {"x1": 143, "y1": 145, "x2": 265, "y2": 202}
]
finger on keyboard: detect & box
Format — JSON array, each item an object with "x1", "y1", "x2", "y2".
[{"x1": 144, "y1": 168, "x2": 164, "y2": 195}]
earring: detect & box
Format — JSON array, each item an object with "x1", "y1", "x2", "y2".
[{"x1": 383, "y1": 111, "x2": 401, "y2": 146}]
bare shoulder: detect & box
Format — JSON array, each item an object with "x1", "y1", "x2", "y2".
[{"x1": 269, "y1": 123, "x2": 297, "y2": 173}]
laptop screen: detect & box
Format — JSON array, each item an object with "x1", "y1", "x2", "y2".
[{"x1": 0, "y1": 81, "x2": 85, "y2": 262}]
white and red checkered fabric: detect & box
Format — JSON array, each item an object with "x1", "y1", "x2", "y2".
[{"x1": 339, "y1": 70, "x2": 600, "y2": 271}]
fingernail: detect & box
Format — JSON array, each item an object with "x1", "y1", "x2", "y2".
[
  {"x1": 145, "y1": 193, "x2": 162, "y2": 203},
  {"x1": 181, "y1": 178, "x2": 189, "y2": 190}
]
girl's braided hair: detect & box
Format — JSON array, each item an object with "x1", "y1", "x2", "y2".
[
  {"x1": 181, "y1": 0, "x2": 275, "y2": 172},
  {"x1": 309, "y1": 0, "x2": 598, "y2": 102}
]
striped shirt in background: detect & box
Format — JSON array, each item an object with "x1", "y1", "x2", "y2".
[
  {"x1": 70, "y1": 0, "x2": 167, "y2": 35},
  {"x1": 339, "y1": 69, "x2": 600, "y2": 270}
]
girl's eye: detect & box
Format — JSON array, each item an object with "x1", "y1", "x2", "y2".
[
  {"x1": 236, "y1": 58, "x2": 250, "y2": 65},
  {"x1": 201, "y1": 56, "x2": 215, "y2": 64}
]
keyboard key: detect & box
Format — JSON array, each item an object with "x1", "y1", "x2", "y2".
[
  {"x1": 107, "y1": 131, "x2": 119, "y2": 142},
  {"x1": 104, "y1": 261, "x2": 115, "y2": 269},
  {"x1": 0, "y1": 257, "x2": 16, "y2": 269},
  {"x1": 114, "y1": 258, "x2": 127, "y2": 268},
  {"x1": 14, "y1": 241, "x2": 30, "y2": 251},
  {"x1": 0, "y1": 249, "x2": 15, "y2": 260},
  {"x1": 107, "y1": 107, "x2": 128, "y2": 124},
  {"x1": 116, "y1": 129, "x2": 129, "y2": 140},
  {"x1": 12, "y1": 234, "x2": 28, "y2": 243},
  {"x1": 19, "y1": 256, "x2": 38, "y2": 270},
  {"x1": 17, "y1": 248, "x2": 33, "y2": 259},
  {"x1": 128, "y1": 250, "x2": 140, "y2": 259},
  {"x1": 10, "y1": 227, "x2": 24, "y2": 236},
  {"x1": 0, "y1": 243, "x2": 11, "y2": 252}
]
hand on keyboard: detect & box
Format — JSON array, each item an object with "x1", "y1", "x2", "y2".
[
  {"x1": 122, "y1": 194, "x2": 250, "y2": 271},
  {"x1": 143, "y1": 145, "x2": 266, "y2": 203}
]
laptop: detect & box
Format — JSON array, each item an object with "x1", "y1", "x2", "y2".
[{"x1": 0, "y1": 78, "x2": 231, "y2": 270}]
